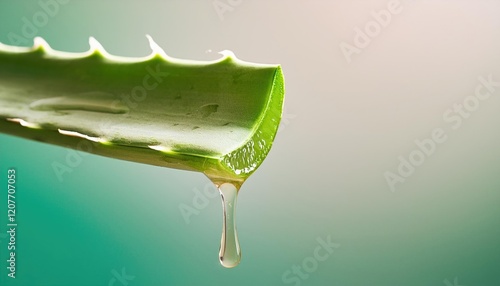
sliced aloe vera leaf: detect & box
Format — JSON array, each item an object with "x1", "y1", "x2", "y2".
[{"x1": 0, "y1": 37, "x2": 285, "y2": 184}]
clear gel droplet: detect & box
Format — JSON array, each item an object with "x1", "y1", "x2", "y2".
[{"x1": 218, "y1": 182, "x2": 241, "y2": 268}]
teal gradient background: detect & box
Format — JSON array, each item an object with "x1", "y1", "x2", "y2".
[{"x1": 1, "y1": 1, "x2": 500, "y2": 285}]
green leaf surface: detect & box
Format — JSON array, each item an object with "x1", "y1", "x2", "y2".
[{"x1": 0, "y1": 37, "x2": 285, "y2": 185}]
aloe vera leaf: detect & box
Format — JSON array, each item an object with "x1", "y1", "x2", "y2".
[{"x1": 0, "y1": 36, "x2": 285, "y2": 184}]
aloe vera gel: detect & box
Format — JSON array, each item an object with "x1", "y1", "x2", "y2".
[{"x1": 0, "y1": 36, "x2": 285, "y2": 267}]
